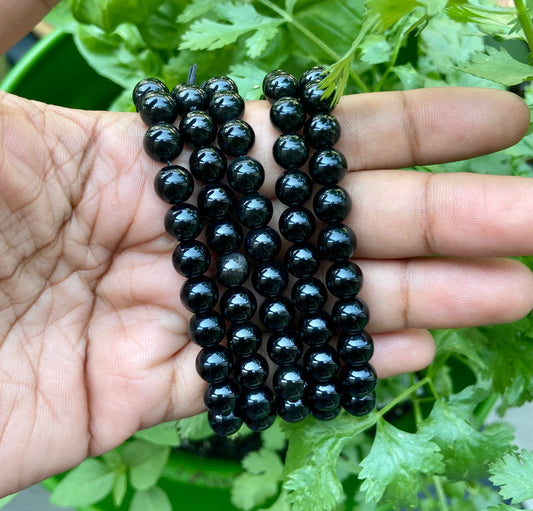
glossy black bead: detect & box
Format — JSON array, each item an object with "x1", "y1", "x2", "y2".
[
  {"x1": 154, "y1": 165, "x2": 193, "y2": 205},
  {"x1": 340, "y1": 364, "x2": 377, "y2": 398},
  {"x1": 259, "y1": 296, "x2": 294, "y2": 332},
  {"x1": 270, "y1": 97, "x2": 306, "y2": 133},
  {"x1": 313, "y1": 186, "x2": 351, "y2": 223},
  {"x1": 308, "y1": 149, "x2": 347, "y2": 185},
  {"x1": 252, "y1": 261, "x2": 288, "y2": 297},
  {"x1": 306, "y1": 381, "x2": 341, "y2": 411},
  {"x1": 326, "y1": 261, "x2": 363, "y2": 299},
  {"x1": 275, "y1": 170, "x2": 313, "y2": 207},
  {"x1": 195, "y1": 345, "x2": 232, "y2": 383},
  {"x1": 262, "y1": 70, "x2": 299, "y2": 102},
  {"x1": 220, "y1": 286, "x2": 257, "y2": 323},
  {"x1": 189, "y1": 146, "x2": 227, "y2": 183},
  {"x1": 273, "y1": 365, "x2": 306, "y2": 401},
  {"x1": 273, "y1": 134, "x2": 309, "y2": 170},
  {"x1": 277, "y1": 398, "x2": 309, "y2": 423},
  {"x1": 179, "y1": 110, "x2": 216, "y2": 149},
  {"x1": 164, "y1": 203, "x2": 202, "y2": 241},
  {"x1": 304, "y1": 113, "x2": 340, "y2": 149},
  {"x1": 206, "y1": 219, "x2": 242, "y2": 255},
  {"x1": 318, "y1": 224, "x2": 356, "y2": 261},
  {"x1": 338, "y1": 331, "x2": 374, "y2": 366},
  {"x1": 267, "y1": 330, "x2": 303, "y2": 366},
  {"x1": 342, "y1": 392, "x2": 376, "y2": 416},
  {"x1": 217, "y1": 119, "x2": 255, "y2": 157},
  {"x1": 311, "y1": 406, "x2": 341, "y2": 421},
  {"x1": 209, "y1": 90, "x2": 244, "y2": 123},
  {"x1": 332, "y1": 298, "x2": 370, "y2": 333},
  {"x1": 291, "y1": 277, "x2": 328, "y2": 313},
  {"x1": 299, "y1": 310, "x2": 334, "y2": 346},
  {"x1": 215, "y1": 252, "x2": 249, "y2": 288},
  {"x1": 172, "y1": 240, "x2": 210, "y2": 277},
  {"x1": 208, "y1": 410, "x2": 242, "y2": 436},
  {"x1": 299, "y1": 66, "x2": 327, "y2": 91},
  {"x1": 204, "y1": 379, "x2": 239, "y2": 415},
  {"x1": 171, "y1": 84, "x2": 207, "y2": 115},
  {"x1": 304, "y1": 344, "x2": 339, "y2": 382},
  {"x1": 198, "y1": 183, "x2": 236, "y2": 220},
  {"x1": 180, "y1": 276, "x2": 218, "y2": 314},
  {"x1": 202, "y1": 75, "x2": 238, "y2": 98},
  {"x1": 227, "y1": 322, "x2": 262, "y2": 358},
  {"x1": 234, "y1": 354, "x2": 269, "y2": 389},
  {"x1": 133, "y1": 78, "x2": 168, "y2": 111},
  {"x1": 285, "y1": 243, "x2": 321, "y2": 278},
  {"x1": 301, "y1": 79, "x2": 333, "y2": 114},
  {"x1": 139, "y1": 91, "x2": 178, "y2": 126},
  {"x1": 236, "y1": 193, "x2": 273, "y2": 229},
  {"x1": 245, "y1": 409, "x2": 276, "y2": 432},
  {"x1": 227, "y1": 157, "x2": 265, "y2": 194},
  {"x1": 143, "y1": 123, "x2": 183, "y2": 163},
  {"x1": 279, "y1": 206, "x2": 316, "y2": 243},
  {"x1": 188, "y1": 312, "x2": 226, "y2": 347},
  {"x1": 244, "y1": 227, "x2": 281, "y2": 262},
  {"x1": 239, "y1": 385, "x2": 275, "y2": 421}
]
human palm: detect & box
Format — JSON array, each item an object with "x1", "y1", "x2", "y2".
[{"x1": 0, "y1": 86, "x2": 532, "y2": 497}]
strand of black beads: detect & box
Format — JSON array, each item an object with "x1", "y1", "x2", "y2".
[{"x1": 206, "y1": 76, "x2": 276, "y2": 433}]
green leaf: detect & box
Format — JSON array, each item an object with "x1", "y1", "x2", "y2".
[
  {"x1": 134, "y1": 421, "x2": 180, "y2": 446},
  {"x1": 123, "y1": 440, "x2": 170, "y2": 490},
  {"x1": 364, "y1": 0, "x2": 419, "y2": 33},
  {"x1": 446, "y1": 2, "x2": 517, "y2": 30},
  {"x1": 228, "y1": 63, "x2": 268, "y2": 100},
  {"x1": 113, "y1": 472, "x2": 128, "y2": 507},
  {"x1": 44, "y1": 1, "x2": 78, "y2": 33},
  {"x1": 260, "y1": 418, "x2": 287, "y2": 452},
  {"x1": 360, "y1": 35, "x2": 391, "y2": 65},
  {"x1": 0, "y1": 494, "x2": 18, "y2": 509},
  {"x1": 176, "y1": 412, "x2": 214, "y2": 441},
  {"x1": 177, "y1": 0, "x2": 214, "y2": 23},
  {"x1": 359, "y1": 418, "x2": 444, "y2": 508},
  {"x1": 50, "y1": 458, "x2": 115, "y2": 506},
  {"x1": 489, "y1": 449, "x2": 533, "y2": 504},
  {"x1": 129, "y1": 487, "x2": 172, "y2": 511}
]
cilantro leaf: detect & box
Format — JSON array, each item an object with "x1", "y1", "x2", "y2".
[
  {"x1": 122, "y1": 440, "x2": 170, "y2": 491},
  {"x1": 489, "y1": 449, "x2": 533, "y2": 504},
  {"x1": 134, "y1": 421, "x2": 180, "y2": 446},
  {"x1": 129, "y1": 486, "x2": 172, "y2": 511},
  {"x1": 364, "y1": 0, "x2": 419, "y2": 32}
]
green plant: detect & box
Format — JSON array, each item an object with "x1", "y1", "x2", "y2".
[{"x1": 41, "y1": 0, "x2": 532, "y2": 509}]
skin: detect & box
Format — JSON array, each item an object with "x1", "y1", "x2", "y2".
[{"x1": 0, "y1": 2, "x2": 532, "y2": 499}]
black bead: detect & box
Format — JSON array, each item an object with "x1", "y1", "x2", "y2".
[
  {"x1": 270, "y1": 97, "x2": 306, "y2": 133},
  {"x1": 299, "y1": 310, "x2": 334, "y2": 346},
  {"x1": 227, "y1": 322, "x2": 262, "y2": 358},
  {"x1": 195, "y1": 345, "x2": 232, "y2": 383},
  {"x1": 143, "y1": 123, "x2": 183, "y2": 163},
  {"x1": 267, "y1": 330, "x2": 303, "y2": 366},
  {"x1": 180, "y1": 276, "x2": 218, "y2": 314},
  {"x1": 239, "y1": 385, "x2": 275, "y2": 421},
  {"x1": 308, "y1": 149, "x2": 347, "y2": 185},
  {"x1": 311, "y1": 406, "x2": 341, "y2": 421},
  {"x1": 273, "y1": 134, "x2": 309, "y2": 170},
  {"x1": 326, "y1": 261, "x2": 363, "y2": 299},
  {"x1": 245, "y1": 410, "x2": 276, "y2": 432},
  {"x1": 299, "y1": 66, "x2": 327, "y2": 91},
  {"x1": 189, "y1": 146, "x2": 227, "y2": 183},
  {"x1": 306, "y1": 381, "x2": 341, "y2": 411},
  {"x1": 340, "y1": 364, "x2": 377, "y2": 397},
  {"x1": 275, "y1": 170, "x2": 313, "y2": 207},
  {"x1": 273, "y1": 365, "x2": 306, "y2": 401},
  {"x1": 342, "y1": 392, "x2": 376, "y2": 416},
  {"x1": 236, "y1": 193, "x2": 273, "y2": 229},
  {"x1": 244, "y1": 227, "x2": 281, "y2": 262},
  {"x1": 252, "y1": 261, "x2": 288, "y2": 297},
  {"x1": 209, "y1": 90, "x2": 245, "y2": 123},
  {"x1": 198, "y1": 183, "x2": 236, "y2": 220},
  {"x1": 171, "y1": 84, "x2": 207, "y2": 115},
  {"x1": 291, "y1": 277, "x2": 328, "y2": 313},
  {"x1": 338, "y1": 331, "x2": 374, "y2": 366},
  {"x1": 133, "y1": 78, "x2": 168, "y2": 111},
  {"x1": 217, "y1": 119, "x2": 255, "y2": 157},
  {"x1": 304, "y1": 113, "x2": 340, "y2": 149},
  {"x1": 204, "y1": 379, "x2": 239, "y2": 415},
  {"x1": 188, "y1": 312, "x2": 226, "y2": 347},
  {"x1": 208, "y1": 410, "x2": 242, "y2": 436},
  {"x1": 179, "y1": 110, "x2": 216, "y2": 149},
  {"x1": 259, "y1": 296, "x2": 294, "y2": 332},
  {"x1": 318, "y1": 224, "x2": 356, "y2": 261},
  {"x1": 202, "y1": 75, "x2": 238, "y2": 98},
  {"x1": 262, "y1": 70, "x2": 299, "y2": 102},
  {"x1": 285, "y1": 243, "x2": 321, "y2": 278},
  {"x1": 206, "y1": 219, "x2": 243, "y2": 255},
  {"x1": 331, "y1": 298, "x2": 370, "y2": 333},
  {"x1": 172, "y1": 240, "x2": 210, "y2": 277},
  {"x1": 164, "y1": 203, "x2": 203, "y2": 242},
  {"x1": 139, "y1": 91, "x2": 178, "y2": 126},
  {"x1": 313, "y1": 186, "x2": 351, "y2": 223},
  {"x1": 277, "y1": 398, "x2": 310, "y2": 423},
  {"x1": 234, "y1": 354, "x2": 269, "y2": 389},
  {"x1": 154, "y1": 165, "x2": 194, "y2": 205},
  {"x1": 279, "y1": 206, "x2": 316, "y2": 243},
  {"x1": 227, "y1": 156, "x2": 265, "y2": 194},
  {"x1": 220, "y1": 287, "x2": 257, "y2": 323},
  {"x1": 301, "y1": 79, "x2": 333, "y2": 114},
  {"x1": 215, "y1": 252, "x2": 249, "y2": 288},
  {"x1": 303, "y1": 344, "x2": 339, "y2": 382}
]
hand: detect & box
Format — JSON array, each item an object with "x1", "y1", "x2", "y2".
[{"x1": 1, "y1": 30, "x2": 532, "y2": 505}]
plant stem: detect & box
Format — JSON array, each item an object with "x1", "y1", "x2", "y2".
[
  {"x1": 514, "y1": 0, "x2": 533, "y2": 54},
  {"x1": 410, "y1": 374, "x2": 424, "y2": 424},
  {"x1": 472, "y1": 392, "x2": 499, "y2": 430},
  {"x1": 376, "y1": 376, "x2": 431, "y2": 419},
  {"x1": 433, "y1": 475, "x2": 449, "y2": 511}
]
